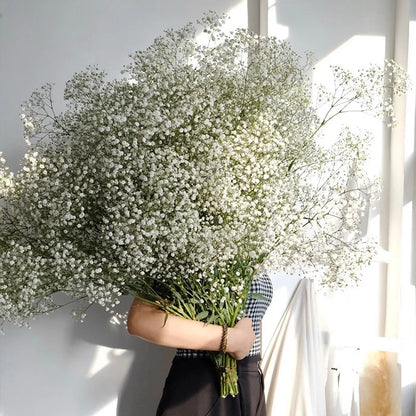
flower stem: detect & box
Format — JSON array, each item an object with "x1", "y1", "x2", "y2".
[{"x1": 210, "y1": 351, "x2": 239, "y2": 398}]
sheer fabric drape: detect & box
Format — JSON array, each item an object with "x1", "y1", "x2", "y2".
[{"x1": 261, "y1": 279, "x2": 327, "y2": 416}]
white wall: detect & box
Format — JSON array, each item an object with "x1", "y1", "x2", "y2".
[{"x1": 0, "y1": 0, "x2": 248, "y2": 171}]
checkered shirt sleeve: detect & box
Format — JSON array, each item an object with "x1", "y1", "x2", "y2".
[{"x1": 176, "y1": 273, "x2": 273, "y2": 358}]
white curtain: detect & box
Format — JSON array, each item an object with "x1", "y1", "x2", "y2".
[{"x1": 261, "y1": 279, "x2": 326, "y2": 416}]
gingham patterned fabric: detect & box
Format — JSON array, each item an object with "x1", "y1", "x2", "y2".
[{"x1": 176, "y1": 273, "x2": 274, "y2": 358}]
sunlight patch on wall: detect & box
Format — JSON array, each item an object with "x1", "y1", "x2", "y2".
[
  {"x1": 194, "y1": 1, "x2": 246, "y2": 49},
  {"x1": 225, "y1": 1, "x2": 247, "y2": 31},
  {"x1": 312, "y1": 35, "x2": 386, "y2": 161},
  {"x1": 91, "y1": 397, "x2": 118, "y2": 416},
  {"x1": 87, "y1": 345, "x2": 129, "y2": 379},
  {"x1": 312, "y1": 35, "x2": 386, "y2": 149},
  {"x1": 267, "y1": 0, "x2": 289, "y2": 39},
  {"x1": 314, "y1": 35, "x2": 386, "y2": 69},
  {"x1": 194, "y1": 0, "x2": 246, "y2": 44}
]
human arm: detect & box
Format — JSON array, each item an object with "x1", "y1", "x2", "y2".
[{"x1": 127, "y1": 298, "x2": 255, "y2": 360}]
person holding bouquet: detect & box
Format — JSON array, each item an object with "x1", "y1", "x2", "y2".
[{"x1": 127, "y1": 274, "x2": 273, "y2": 416}]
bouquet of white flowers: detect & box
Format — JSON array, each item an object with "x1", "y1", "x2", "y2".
[{"x1": 0, "y1": 13, "x2": 407, "y2": 396}]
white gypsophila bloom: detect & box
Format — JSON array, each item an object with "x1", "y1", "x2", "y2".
[
  {"x1": 0, "y1": 12, "x2": 408, "y2": 327},
  {"x1": 0, "y1": 153, "x2": 14, "y2": 198}
]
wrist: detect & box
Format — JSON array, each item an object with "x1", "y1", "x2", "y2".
[{"x1": 225, "y1": 326, "x2": 237, "y2": 354}]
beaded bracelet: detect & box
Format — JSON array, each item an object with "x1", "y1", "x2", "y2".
[{"x1": 220, "y1": 325, "x2": 228, "y2": 353}]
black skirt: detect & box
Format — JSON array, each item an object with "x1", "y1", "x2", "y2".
[{"x1": 156, "y1": 355, "x2": 266, "y2": 416}]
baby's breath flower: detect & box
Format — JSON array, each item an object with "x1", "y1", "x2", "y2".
[{"x1": 0, "y1": 12, "x2": 408, "y2": 329}]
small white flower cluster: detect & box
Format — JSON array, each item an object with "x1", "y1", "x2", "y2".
[
  {"x1": 0, "y1": 13, "x2": 408, "y2": 327},
  {"x1": 316, "y1": 62, "x2": 409, "y2": 128},
  {"x1": 0, "y1": 153, "x2": 14, "y2": 199}
]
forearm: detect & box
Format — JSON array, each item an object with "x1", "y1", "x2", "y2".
[
  {"x1": 127, "y1": 299, "x2": 253, "y2": 359},
  {"x1": 127, "y1": 299, "x2": 223, "y2": 351}
]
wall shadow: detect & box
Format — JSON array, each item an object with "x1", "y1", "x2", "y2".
[{"x1": 70, "y1": 296, "x2": 175, "y2": 415}]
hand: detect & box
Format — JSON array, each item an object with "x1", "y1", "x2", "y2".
[{"x1": 226, "y1": 317, "x2": 255, "y2": 360}]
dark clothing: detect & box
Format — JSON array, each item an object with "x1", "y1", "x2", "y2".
[{"x1": 156, "y1": 354, "x2": 266, "y2": 416}]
